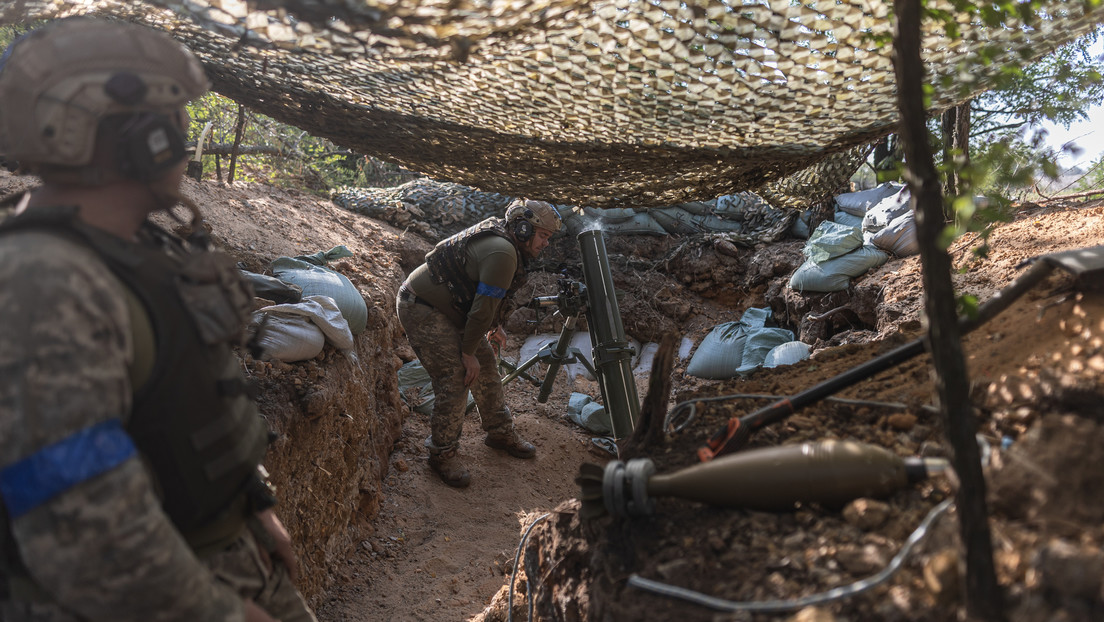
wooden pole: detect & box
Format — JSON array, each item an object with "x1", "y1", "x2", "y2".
[{"x1": 228, "y1": 103, "x2": 246, "y2": 184}]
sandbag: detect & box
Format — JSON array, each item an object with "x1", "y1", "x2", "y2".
[
  {"x1": 632, "y1": 342, "x2": 660, "y2": 377},
  {"x1": 831, "y1": 209, "x2": 864, "y2": 229},
  {"x1": 790, "y1": 210, "x2": 814, "y2": 239},
  {"x1": 871, "y1": 211, "x2": 919, "y2": 257},
  {"x1": 735, "y1": 328, "x2": 796, "y2": 375},
  {"x1": 685, "y1": 307, "x2": 774, "y2": 379},
  {"x1": 686, "y1": 321, "x2": 747, "y2": 379},
  {"x1": 256, "y1": 295, "x2": 354, "y2": 351},
  {"x1": 251, "y1": 314, "x2": 325, "y2": 362},
  {"x1": 835, "y1": 182, "x2": 904, "y2": 216},
  {"x1": 271, "y1": 248, "x2": 367, "y2": 334},
  {"x1": 862, "y1": 186, "x2": 911, "y2": 233},
  {"x1": 803, "y1": 221, "x2": 864, "y2": 263},
  {"x1": 789, "y1": 245, "x2": 890, "y2": 293},
  {"x1": 678, "y1": 337, "x2": 695, "y2": 361},
  {"x1": 397, "y1": 360, "x2": 474, "y2": 415},
  {"x1": 764, "y1": 341, "x2": 812, "y2": 368},
  {"x1": 566, "y1": 392, "x2": 613, "y2": 435},
  {"x1": 240, "y1": 269, "x2": 302, "y2": 304}
]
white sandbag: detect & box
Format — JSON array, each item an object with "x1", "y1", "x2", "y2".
[
  {"x1": 862, "y1": 186, "x2": 911, "y2": 233},
  {"x1": 764, "y1": 341, "x2": 812, "y2": 368},
  {"x1": 685, "y1": 321, "x2": 748, "y2": 379},
  {"x1": 871, "y1": 211, "x2": 919, "y2": 257},
  {"x1": 271, "y1": 255, "x2": 368, "y2": 334},
  {"x1": 735, "y1": 328, "x2": 796, "y2": 375},
  {"x1": 803, "y1": 221, "x2": 864, "y2": 263},
  {"x1": 835, "y1": 182, "x2": 905, "y2": 216},
  {"x1": 789, "y1": 246, "x2": 890, "y2": 293},
  {"x1": 566, "y1": 392, "x2": 613, "y2": 435},
  {"x1": 832, "y1": 209, "x2": 864, "y2": 229},
  {"x1": 518, "y1": 333, "x2": 597, "y2": 381},
  {"x1": 252, "y1": 313, "x2": 325, "y2": 362},
  {"x1": 678, "y1": 337, "x2": 695, "y2": 361},
  {"x1": 633, "y1": 342, "x2": 660, "y2": 377},
  {"x1": 519, "y1": 334, "x2": 558, "y2": 368},
  {"x1": 566, "y1": 331, "x2": 597, "y2": 380},
  {"x1": 257, "y1": 295, "x2": 354, "y2": 350}
]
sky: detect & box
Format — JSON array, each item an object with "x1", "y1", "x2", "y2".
[{"x1": 1035, "y1": 37, "x2": 1104, "y2": 170}]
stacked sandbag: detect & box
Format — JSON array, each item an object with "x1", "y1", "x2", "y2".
[
  {"x1": 835, "y1": 182, "x2": 905, "y2": 217},
  {"x1": 790, "y1": 221, "x2": 888, "y2": 292},
  {"x1": 686, "y1": 308, "x2": 794, "y2": 379},
  {"x1": 252, "y1": 295, "x2": 355, "y2": 362},
  {"x1": 764, "y1": 341, "x2": 812, "y2": 368},
  {"x1": 271, "y1": 245, "x2": 368, "y2": 334},
  {"x1": 862, "y1": 186, "x2": 918, "y2": 257}
]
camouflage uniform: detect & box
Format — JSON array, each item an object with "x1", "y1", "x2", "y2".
[
  {"x1": 0, "y1": 230, "x2": 315, "y2": 622},
  {"x1": 395, "y1": 296, "x2": 514, "y2": 450},
  {"x1": 397, "y1": 218, "x2": 530, "y2": 456}
]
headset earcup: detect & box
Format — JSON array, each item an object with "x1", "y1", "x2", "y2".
[
  {"x1": 514, "y1": 219, "x2": 533, "y2": 242},
  {"x1": 117, "y1": 113, "x2": 187, "y2": 181}
]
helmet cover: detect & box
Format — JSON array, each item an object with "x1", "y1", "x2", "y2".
[
  {"x1": 0, "y1": 17, "x2": 208, "y2": 168},
  {"x1": 505, "y1": 198, "x2": 563, "y2": 234}
]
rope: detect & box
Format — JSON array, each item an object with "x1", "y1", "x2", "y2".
[
  {"x1": 626, "y1": 499, "x2": 954, "y2": 613},
  {"x1": 508, "y1": 512, "x2": 552, "y2": 622},
  {"x1": 665, "y1": 393, "x2": 928, "y2": 435}
]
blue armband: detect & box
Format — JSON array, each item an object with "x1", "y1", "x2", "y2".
[
  {"x1": 475, "y1": 282, "x2": 507, "y2": 299},
  {"x1": 0, "y1": 420, "x2": 136, "y2": 518}
]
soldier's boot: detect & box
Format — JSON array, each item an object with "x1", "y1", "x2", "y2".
[
  {"x1": 428, "y1": 447, "x2": 471, "y2": 488},
  {"x1": 484, "y1": 428, "x2": 536, "y2": 459}
]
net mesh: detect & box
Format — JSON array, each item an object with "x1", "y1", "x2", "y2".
[{"x1": 2, "y1": 1, "x2": 1101, "y2": 207}]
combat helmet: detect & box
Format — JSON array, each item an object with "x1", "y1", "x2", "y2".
[
  {"x1": 0, "y1": 17, "x2": 208, "y2": 179},
  {"x1": 505, "y1": 198, "x2": 563, "y2": 242}
]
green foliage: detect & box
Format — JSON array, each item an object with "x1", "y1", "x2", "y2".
[
  {"x1": 184, "y1": 92, "x2": 416, "y2": 193},
  {"x1": 1073, "y1": 152, "x2": 1104, "y2": 196},
  {"x1": 1, "y1": 22, "x2": 40, "y2": 50}
]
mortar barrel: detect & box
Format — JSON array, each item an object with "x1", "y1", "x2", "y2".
[{"x1": 578, "y1": 229, "x2": 640, "y2": 438}]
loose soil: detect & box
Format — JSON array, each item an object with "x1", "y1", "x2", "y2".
[{"x1": 3, "y1": 169, "x2": 1103, "y2": 622}]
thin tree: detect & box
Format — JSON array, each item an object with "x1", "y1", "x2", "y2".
[{"x1": 892, "y1": 1, "x2": 1005, "y2": 620}]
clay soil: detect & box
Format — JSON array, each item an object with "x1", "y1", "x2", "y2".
[{"x1": 3, "y1": 169, "x2": 1104, "y2": 622}]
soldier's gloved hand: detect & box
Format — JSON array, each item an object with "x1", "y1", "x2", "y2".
[
  {"x1": 245, "y1": 599, "x2": 281, "y2": 622},
  {"x1": 462, "y1": 352, "x2": 479, "y2": 387},
  {"x1": 256, "y1": 508, "x2": 300, "y2": 583}
]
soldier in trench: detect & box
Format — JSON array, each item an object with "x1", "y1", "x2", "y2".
[
  {"x1": 0, "y1": 18, "x2": 315, "y2": 622},
  {"x1": 397, "y1": 199, "x2": 563, "y2": 487}
]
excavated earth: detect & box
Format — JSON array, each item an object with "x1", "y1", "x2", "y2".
[{"x1": 3, "y1": 169, "x2": 1104, "y2": 622}]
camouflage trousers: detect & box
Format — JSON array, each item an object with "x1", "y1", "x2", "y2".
[
  {"x1": 396, "y1": 296, "x2": 513, "y2": 452},
  {"x1": 0, "y1": 520, "x2": 315, "y2": 622}
]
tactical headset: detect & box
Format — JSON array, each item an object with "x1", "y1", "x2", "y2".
[
  {"x1": 512, "y1": 208, "x2": 536, "y2": 242},
  {"x1": 107, "y1": 71, "x2": 188, "y2": 182}
]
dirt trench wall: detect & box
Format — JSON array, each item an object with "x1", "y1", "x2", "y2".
[{"x1": 245, "y1": 313, "x2": 405, "y2": 602}]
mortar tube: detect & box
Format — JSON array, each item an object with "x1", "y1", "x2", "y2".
[{"x1": 577, "y1": 229, "x2": 640, "y2": 438}]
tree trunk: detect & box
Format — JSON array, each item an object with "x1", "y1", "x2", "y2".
[
  {"x1": 941, "y1": 107, "x2": 958, "y2": 200},
  {"x1": 228, "y1": 103, "x2": 246, "y2": 185},
  {"x1": 941, "y1": 102, "x2": 972, "y2": 221},
  {"x1": 892, "y1": 2, "x2": 1005, "y2": 620}
]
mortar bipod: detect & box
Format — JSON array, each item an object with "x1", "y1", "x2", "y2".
[{"x1": 500, "y1": 279, "x2": 597, "y2": 403}]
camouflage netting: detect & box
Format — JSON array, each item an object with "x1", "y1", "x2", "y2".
[{"x1": 2, "y1": 1, "x2": 1102, "y2": 207}]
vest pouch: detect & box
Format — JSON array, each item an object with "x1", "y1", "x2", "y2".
[{"x1": 176, "y1": 250, "x2": 255, "y2": 345}]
